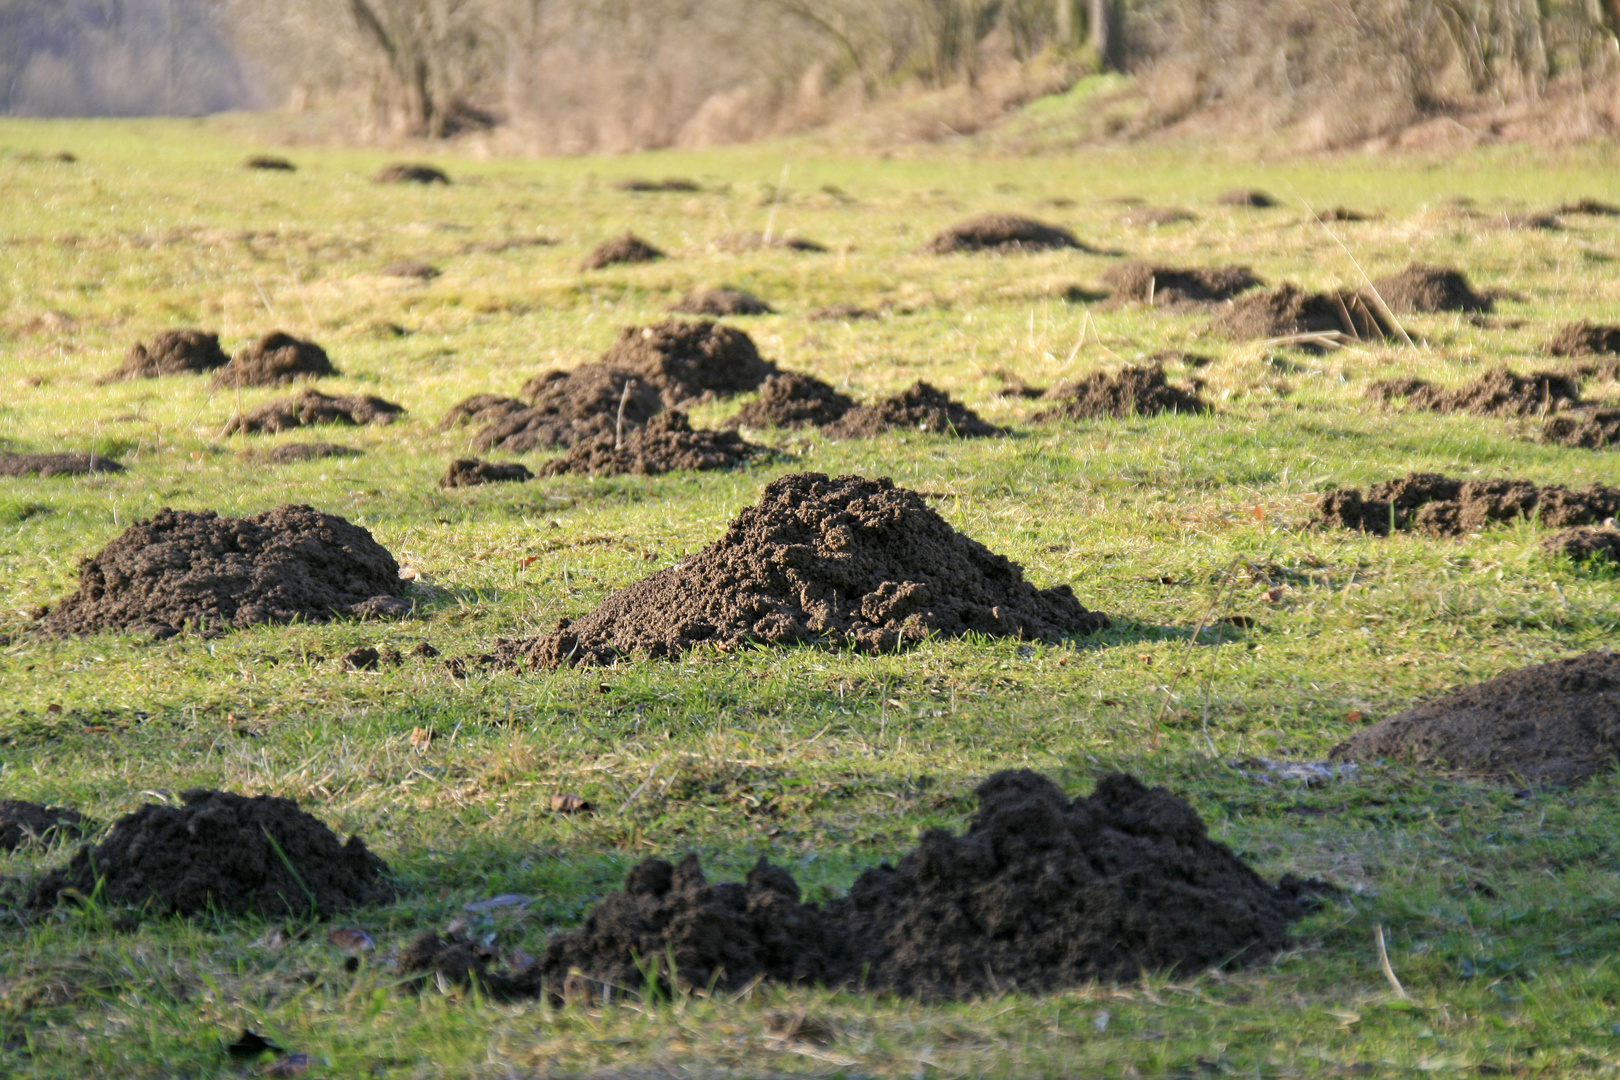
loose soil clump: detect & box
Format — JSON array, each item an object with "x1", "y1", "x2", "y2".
[
  {"x1": 1365, "y1": 264, "x2": 1491, "y2": 314},
  {"x1": 599, "y1": 320, "x2": 779, "y2": 407},
  {"x1": 437, "y1": 394, "x2": 530, "y2": 432},
  {"x1": 440, "y1": 459, "x2": 533, "y2": 487},
  {"x1": 1216, "y1": 189, "x2": 1276, "y2": 208},
  {"x1": 212, "y1": 332, "x2": 337, "y2": 388},
  {"x1": 1101, "y1": 262, "x2": 1262, "y2": 311},
  {"x1": 1542, "y1": 408, "x2": 1620, "y2": 449},
  {"x1": 725, "y1": 373, "x2": 854, "y2": 430},
  {"x1": 0, "y1": 453, "x2": 124, "y2": 478},
  {"x1": 923, "y1": 214, "x2": 1083, "y2": 254},
  {"x1": 537, "y1": 411, "x2": 759, "y2": 478},
  {"x1": 0, "y1": 801, "x2": 82, "y2": 851},
  {"x1": 474, "y1": 369, "x2": 663, "y2": 453},
  {"x1": 717, "y1": 231, "x2": 827, "y2": 253},
  {"x1": 1313, "y1": 472, "x2": 1620, "y2": 538},
  {"x1": 1212, "y1": 284, "x2": 1381, "y2": 343},
  {"x1": 1366, "y1": 368, "x2": 1580, "y2": 418},
  {"x1": 1033, "y1": 366, "x2": 1210, "y2": 421},
  {"x1": 1542, "y1": 527, "x2": 1620, "y2": 563},
  {"x1": 1330, "y1": 651, "x2": 1620, "y2": 785},
  {"x1": 374, "y1": 164, "x2": 449, "y2": 185},
  {"x1": 380, "y1": 260, "x2": 440, "y2": 280},
  {"x1": 1547, "y1": 321, "x2": 1620, "y2": 358},
  {"x1": 224, "y1": 389, "x2": 404, "y2": 435},
  {"x1": 41, "y1": 504, "x2": 410, "y2": 638},
  {"x1": 263, "y1": 442, "x2": 362, "y2": 464},
  {"x1": 669, "y1": 289, "x2": 773, "y2": 316},
  {"x1": 823, "y1": 382, "x2": 1007, "y2": 438},
  {"x1": 490, "y1": 472, "x2": 1106, "y2": 667},
  {"x1": 28, "y1": 789, "x2": 394, "y2": 918},
  {"x1": 244, "y1": 155, "x2": 294, "y2": 171},
  {"x1": 581, "y1": 234, "x2": 664, "y2": 270},
  {"x1": 103, "y1": 329, "x2": 229, "y2": 381}
]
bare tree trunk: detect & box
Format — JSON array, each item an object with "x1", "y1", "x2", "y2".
[{"x1": 1090, "y1": 0, "x2": 1123, "y2": 71}]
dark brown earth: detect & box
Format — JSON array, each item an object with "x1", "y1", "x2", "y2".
[
  {"x1": 374, "y1": 164, "x2": 449, "y2": 185},
  {"x1": 102, "y1": 329, "x2": 229, "y2": 381},
  {"x1": 475, "y1": 368, "x2": 663, "y2": 453},
  {"x1": 1216, "y1": 189, "x2": 1276, "y2": 208},
  {"x1": 923, "y1": 214, "x2": 1083, "y2": 254},
  {"x1": 243, "y1": 155, "x2": 294, "y2": 171},
  {"x1": 487, "y1": 472, "x2": 1106, "y2": 667},
  {"x1": 599, "y1": 320, "x2": 779, "y2": 407},
  {"x1": 438, "y1": 394, "x2": 529, "y2": 432},
  {"x1": 581, "y1": 234, "x2": 664, "y2": 270},
  {"x1": 0, "y1": 801, "x2": 83, "y2": 851},
  {"x1": 1365, "y1": 264, "x2": 1491, "y2": 314},
  {"x1": 440, "y1": 459, "x2": 534, "y2": 487},
  {"x1": 1033, "y1": 366, "x2": 1210, "y2": 421},
  {"x1": 669, "y1": 289, "x2": 773, "y2": 316},
  {"x1": 1314, "y1": 473, "x2": 1620, "y2": 538},
  {"x1": 724, "y1": 373, "x2": 854, "y2": 430},
  {"x1": 1501, "y1": 211, "x2": 1562, "y2": 231},
  {"x1": 1212, "y1": 284, "x2": 1380, "y2": 342},
  {"x1": 1317, "y1": 207, "x2": 1372, "y2": 222},
  {"x1": 381, "y1": 260, "x2": 440, "y2": 280},
  {"x1": 717, "y1": 232, "x2": 827, "y2": 253},
  {"x1": 1330, "y1": 651, "x2": 1620, "y2": 785},
  {"x1": 41, "y1": 504, "x2": 410, "y2": 638},
  {"x1": 1366, "y1": 368, "x2": 1581, "y2": 418},
  {"x1": 28, "y1": 789, "x2": 394, "y2": 918},
  {"x1": 211, "y1": 332, "x2": 337, "y2": 388},
  {"x1": 613, "y1": 177, "x2": 699, "y2": 192},
  {"x1": 1543, "y1": 408, "x2": 1620, "y2": 449},
  {"x1": 0, "y1": 453, "x2": 124, "y2": 478},
  {"x1": 823, "y1": 382, "x2": 1006, "y2": 439},
  {"x1": 1555, "y1": 199, "x2": 1620, "y2": 216},
  {"x1": 224, "y1": 389, "x2": 405, "y2": 435},
  {"x1": 263, "y1": 442, "x2": 362, "y2": 464},
  {"x1": 1101, "y1": 262, "x2": 1263, "y2": 310},
  {"x1": 808, "y1": 303, "x2": 877, "y2": 321},
  {"x1": 1542, "y1": 527, "x2": 1620, "y2": 563},
  {"x1": 1547, "y1": 321, "x2": 1620, "y2": 357},
  {"x1": 402, "y1": 769, "x2": 1320, "y2": 1001},
  {"x1": 537, "y1": 411, "x2": 760, "y2": 478}
]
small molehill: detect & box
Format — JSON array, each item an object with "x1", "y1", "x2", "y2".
[
  {"x1": 103, "y1": 329, "x2": 229, "y2": 381},
  {"x1": 263, "y1": 442, "x2": 362, "y2": 464},
  {"x1": 1101, "y1": 262, "x2": 1262, "y2": 310},
  {"x1": 725, "y1": 372, "x2": 854, "y2": 430},
  {"x1": 824, "y1": 381, "x2": 1006, "y2": 439},
  {"x1": 1318, "y1": 207, "x2": 1373, "y2": 222},
  {"x1": 1216, "y1": 189, "x2": 1276, "y2": 208},
  {"x1": 0, "y1": 801, "x2": 82, "y2": 851},
  {"x1": 224, "y1": 389, "x2": 404, "y2": 435},
  {"x1": 581, "y1": 233, "x2": 664, "y2": 270},
  {"x1": 538, "y1": 411, "x2": 759, "y2": 478},
  {"x1": 1555, "y1": 199, "x2": 1620, "y2": 217},
  {"x1": 437, "y1": 394, "x2": 530, "y2": 432},
  {"x1": 374, "y1": 164, "x2": 449, "y2": 185},
  {"x1": 1213, "y1": 284, "x2": 1381, "y2": 343},
  {"x1": 244, "y1": 155, "x2": 294, "y2": 171},
  {"x1": 1542, "y1": 526, "x2": 1620, "y2": 563},
  {"x1": 1365, "y1": 264, "x2": 1491, "y2": 314},
  {"x1": 1547, "y1": 321, "x2": 1620, "y2": 358},
  {"x1": 1314, "y1": 472, "x2": 1620, "y2": 538},
  {"x1": 41, "y1": 504, "x2": 410, "y2": 638},
  {"x1": 1034, "y1": 366, "x2": 1210, "y2": 421},
  {"x1": 381, "y1": 260, "x2": 440, "y2": 280},
  {"x1": 1367, "y1": 368, "x2": 1580, "y2": 418},
  {"x1": 441, "y1": 458, "x2": 533, "y2": 487},
  {"x1": 1118, "y1": 206, "x2": 1196, "y2": 227},
  {"x1": 0, "y1": 453, "x2": 123, "y2": 478},
  {"x1": 1330, "y1": 651, "x2": 1620, "y2": 785},
  {"x1": 669, "y1": 289, "x2": 773, "y2": 316},
  {"x1": 613, "y1": 177, "x2": 699, "y2": 192},
  {"x1": 923, "y1": 214, "x2": 1083, "y2": 254},
  {"x1": 488, "y1": 472, "x2": 1106, "y2": 667},
  {"x1": 808, "y1": 303, "x2": 877, "y2": 321},
  {"x1": 717, "y1": 231, "x2": 827, "y2": 253},
  {"x1": 211, "y1": 332, "x2": 337, "y2": 388},
  {"x1": 28, "y1": 789, "x2": 394, "y2": 918},
  {"x1": 474, "y1": 368, "x2": 662, "y2": 453},
  {"x1": 1542, "y1": 408, "x2": 1620, "y2": 449},
  {"x1": 600, "y1": 320, "x2": 779, "y2": 407}
]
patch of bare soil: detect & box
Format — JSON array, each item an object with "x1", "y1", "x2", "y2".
[
  {"x1": 600, "y1": 320, "x2": 779, "y2": 407},
  {"x1": 1330, "y1": 651, "x2": 1620, "y2": 785},
  {"x1": 1216, "y1": 189, "x2": 1276, "y2": 207},
  {"x1": 725, "y1": 373, "x2": 854, "y2": 430},
  {"x1": 1499, "y1": 211, "x2": 1562, "y2": 230},
  {"x1": 923, "y1": 214, "x2": 1083, "y2": 254},
  {"x1": 41, "y1": 504, "x2": 410, "y2": 638},
  {"x1": 243, "y1": 156, "x2": 294, "y2": 171},
  {"x1": 262, "y1": 443, "x2": 362, "y2": 464},
  {"x1": 440, "y1": 459, "x2": 533, "y2": 487},
  {"x1": 224, "y1": 389, "x2": 404, "y2": 435},
  {"x1": 102, "y1": 329, "x2": 229, "y2": 381},
  {"x1": 374, "y1": 164, "x2": 449, "y2": 185},
  {"x1": 28, "y1": 789, "x2": 394, "y2": 918},
  {"x1": 581, "y1": 234, "x2": 664, "y2": 270},
  {"x1": 0, "y1": 801, "x2": 82, "y2": 851},
  {"x1": 823, "y1": 382, "x2": 1006, "y2": 438},
  {"x1": 717, "y1": 232, "x2": 827, "y2": 253},
  {"x1": 613, "y1": 177, "x2": 699, "y2": 192},
  {"x1": 1555, "y1": 199, "x2": 1620, "y2": 217},
  {"x1": 474, "y1": 368, "x2": 663, "y2": 453},
  {"x1": 1033, "y1": 366, "x2": 1210, "y2": 421},
  {"x1": 537, "y1": 411, "x2": 760, "y2": 478},
  {"x1": 437, "y1": 395, "x2": 529, "y2": 432},
  {"x1": 1542, "y1": 408, "x2": 1620, "y2": 449},
  {"x1": 1101, "y1": 262, "x2": 1262, "y2": 310},
  {"x1": 808, "y1": 303, "x2": 877, "y2": 321},
  {"x1": 381, "y1": 260, "x2": 440, "y2": 280},
  {"x1": 669, "y1": 289, "x2": 773, "y2": 316},
  {"x1": 0, "y1": 453, "x2": 124, "y2": 477},
  {"x1": 1313, "y1": 472, "x2": 1620, "y2": 537},
  {"x1": 1542, "y1": 526, "x2": 1620, "y2": 563},
  {"x1": 1212, "y1": 284, "x2": 1382, "y2": 343},
  {"x1": 1547, "y1": 321, "x2": 1620, "y2": 357},
  {"x1": 211, "y1": 332, "x2": 337, "y2": 388},
  {"x1": 1366, "y1": 368, "x2": 1580, "y2": 417},
  {"x1": 1118, "y1": 206, "x2": 1196, "y2": 227},
  {"x1": 1365, "y1": 264, "x2": 1491, "y2": 313}
]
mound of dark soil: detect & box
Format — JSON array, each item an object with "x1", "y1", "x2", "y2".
[
  {"x1": 1555, "y1": 199, "x2": 1620, "y2": 217},
  {"x1": 1330, "y1": 651, "x2": 1620, "y2": 785},
  {"x1": 581, "y1": 234, "x2": 664, "y2": 270},
  {"x1": 537, "y1": 411, "x2": 759, "y2": 478},
  {"x1": 823, "y1": 382, "x2": 1006, "y2": 439},
  {"x1": 224, "y1": 390, "x2": 404, "y2": 435},
  {"x1": 440, "y1": 459, "x2": 533, "y2": 487},
  {"x1": 923, "y1": 214, "x2": 1082, "y2": 254},
  {"x1": 1101, "y1": 262, "x2": 1262, "y2": 310},
  {"x1": 490, "y1": 472, "x2": 1106, "y2": 667},
  {"x1": 244, "y1": 155, "x2": 294, "y2": 171},
  {"x1": 1313, "y1": 473, "x2": 1620, "y2": 538},
  {"x1": 264, "y1": 442, "x2": 361, "y2": 464},
  {"x1": 599, "y1": 320, "x2": 778, "y2": 407},
  {"x1": 1365, "y1": 264, "x2": 1491, "y2": 314},
  {"x1": 28, "y1": 789, "x2": 394, "y2": 917},
  {"x1": 1547, "y1": 321, "x2": 1620, "y2": 357},
  {"x1": 717, "y1": 232, "x2": 827, "y2": 253},
  {"x1": 1543, "y1": 408, "x2": 1620, "y2": 449},
  {"x1": 1033, "y1": 366, "x2": 1210, "y2": 421},
  {"x1": 1213, "y1": 284, "x2": 1380, "y2": 342},
  {"x1": 475, "y1": 368, "x2": 663, "y2": 453},
  {"x1": 0, "y1": 453, "x2": 124, "y2": 478},
  {"x1": 1318, "y1": 207, "x2": 1372, "y2": 222},
  {"x1": 374, "y1": 164, "x2": 449, "y2": 185},
  {"x1": 437, "y1": 394, "x2": 529, "y2": 432},
  {"x1": 670, "y1": 289, "x2": 773, "y2": 316},
  {"x1": 1216, "y1": 189, "x2": 1276, "y2": 208},
  {"x1": 212, "y1": 332, "x2": 337, "y2": 388},
  {"x1": 41, "y1": 505, "x2": 409, "y2": 638},
  {"x1": 614, "y1": 177, "x2": 699, "y2": 192},
  {"x1": 1502, "y1": 212, "x2": 1562, "y2": 231},
  {"x1": 1367, "y1": 368, "x2": 1580, "y2": 418},
  {"x1": 725, "y1": 373, "x2": 854, "y2": 430},
  {"x1": 381, "y1": 260, "x2": 440, "y2": 280},
  {"x1": 1542, "y1": 526, "x2": 1620, "y2": 563},
  {"x1": 808, "y1": 303, "x2": 877, "y2": 321},
  {"x1": 103, "y1": 329, "x2": 229, "y2": 381},
  {"x1": 0, "y1": 801, "x2": 82, "y2": 851}
]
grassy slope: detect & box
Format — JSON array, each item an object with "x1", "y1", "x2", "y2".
[{"x1": 0, "y1": 117, "x2": 1618, "y2": 1077}]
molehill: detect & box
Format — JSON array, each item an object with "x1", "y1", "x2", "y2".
[
  {"x1": 1542, "y1": 526, "x2": 1620, "y2": 563},
  {"x1": 224, "y1": 389, "x2": 404, "y2": 435},
  {"x1": 211, "y1": 332, "x2": 337, "y2": 388},
  {"x1": 441, "y1": 459, "x2": 533, "y2": 487},
  {"x1": 102, "y1": 329, "x2": 229, "y2": 381},
  {"x1": 0, "y1": 801, "x2": 82, "y2": 851},
  {"x1": 1314, "y1": 473, "x2": 1620, "y2": 538},
  {"x1": 537, "y1": 411, "x2": 760, "y2": 477},
  {"x1": 0, "y1": 453, "x2": 123, "y2": 478},
  {"x1": 823, "y1": 381, "x2": 1006, "y2": 438},
  {"x1": 923, "y1": 214, "x2": 1083, "y2": 254},
  {"x1": 725, "y1": 373, "x2": 854, "y2": 430},
  {"x1": 582, "y1": 233, "x2": 664, "y2": 270},
  {"x1": 1213, "y1": 284, "x2": 1383, "y2": 342},
  {"x1": 1034, "y1": 366, "x2": 1209, "y2": 421},
  {"x1": 669, "y1": 289, "x2": 773, "y2": 316},
  {"x1": 1101, "y1": 262, "x2": 1261, "y2": 310},
  {"x1": 472, "y1": 369, "x2": 662, "y2": 453},
  {"x1": 1366, "y1": 264, "x2": 1491, "y2": 314},
  {"x1": 1367, "y1": 368, "x2": 1580, "y2": 417},
  {"x1": 374, "y1": 164, "x2": 449, "y2": 185},
  {"x1": 599, "y1": 319, "x2": 779, "y2": 407}
]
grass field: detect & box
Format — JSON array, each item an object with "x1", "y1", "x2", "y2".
[{"x1": 2, "y1": 116, "x2": 1620, "y2": 1078}]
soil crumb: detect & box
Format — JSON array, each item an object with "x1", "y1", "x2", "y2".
[
  {"x1": 0, "y1": 453, "x2": 124, "y2": 478},
  {"x1": 0, "y1": 801, "x2": 82, "y2": 851},
  {"x1": 440, "y1": 458, "x2": 534, "y2": 487},
  {"x1": 28, "y1": 789, "x2": 394, "y2": 917},
  {"x1": 1033, "y1": 366, "x2": 1210, "y2": 421},
  {"x1": 1213, "y1": 284, "x2": 1379, "y2": 342},
  {"x1": 581, "y1": 234, "x2": 664, "y2": 270},
  {"x1": 1330, "y1": 651, "x2": 1620, "y2": 785},
  {"x1": 381, "y1": 260, "x2": 440, "y2": 280},
  {"x1": 1365, "y1": 264, "x2": 1491, "y2": 314},
  {"x1": 613, "y1": 177, "x2": 699, "y2": 192},
  {"x1": 212, "y1": 332, "x2": 337, "y2": 388},
  {"x1": 537, "y1": 411, "x2": 760, "y2": 478},
  {"x1": 808, "y1": 303, "x2": 877, "y2": 321},
  {"x1": 1366, "y1": 368, "x2": 1581, "y2": 418},
  {"x1": 244, "y1": 155, "x2": 294, "y2": 171},
  {"x1": 599, "y1": 320, "x2": 779, "y2": 407},
  {"x1": 374, "y1": 164, "x2": 449, "y2": 185},
  {"x1": 1542, "y1": 526, "x2": 1620, "y2": 563},
  {"x1": 1547, "y1": 321, "x2": 1620, "y2": 358},
  {"x1": 1216, "y1": 189, "x2": 1276, "y2": 208},
  {"x1": 263, "y1": 442, "x2": 362, "y2": 464},
  {"x1": 437, "y1": 394, "x2": 530, "y2": 432},
  {"x1": 1313, "y1": 472, "x2": 1620, "y2": 537},
  {"x1": 475, "y1": 368, "x2": 663, "y2": 453},
  {"x1": 224, "y1": 389, "x2": 404, "y2": 435},
  {"x1": 923, "y1": 214, "x2": 1083, "y2": 254},
  {"x1": 103, "y1": 329, "x2": 229, "y2": 381},
  {"x1": 725, "y1": 373, "x2": 854, "y2": 430},
  {"x1": 717, "y1": 232, "x2": 827, "y2": 253},
  {"x1": 1101, "y1": 262, "x2": 1262, "y2": 310},
  {"x1": 823, "y1": 382, "x2": 1006, "y2": 439},
  {"x1": 669, "y1": 289, "x2": 773, "y2": 316},
  {"x1": 489, "y1": 472, "x2": 1106, "y2": 667},
  {"x1": 41, "y1": 504, "x2": 410, "y2": 638},
  {"x1": 1542, "y1": 408, "x2": 1620, "y2": 449}
]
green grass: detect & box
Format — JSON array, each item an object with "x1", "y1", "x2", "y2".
[{"x1": 1, "y1": 116, "x2": 1619, "y2": 1078}]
